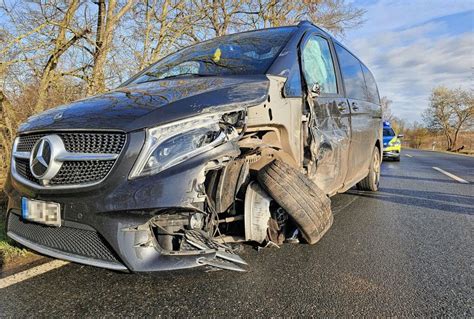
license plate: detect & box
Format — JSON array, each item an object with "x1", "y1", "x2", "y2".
[{"x1": 22, "y1": 197, "x2": 61, "y2": 227}]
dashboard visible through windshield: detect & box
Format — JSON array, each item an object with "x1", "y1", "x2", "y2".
[{"x1": 128, "y1": 27, "x2": 296, "y2": 84}]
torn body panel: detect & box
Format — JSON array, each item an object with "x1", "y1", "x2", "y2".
[
  {"x1": 245, "y1": 75, "x2": 304, "y2": 169},
  {"x1": 305, "y1": 94, "x2": 351, "y2": 196}
]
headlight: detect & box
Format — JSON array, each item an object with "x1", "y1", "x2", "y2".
[
  {"x1": 129, "y1": 112, "x2": 242, "y2": 178},
  {"x1": 389, "y1": 140, "x2": 401, "y2": 146}
]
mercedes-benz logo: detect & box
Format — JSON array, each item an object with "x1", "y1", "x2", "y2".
[
  {"x1": 30, "y1": 135, "x2": 64, "y2": 185},
  {"x1": 30, "y1": 139, "x2": 51, "y2": 176}
]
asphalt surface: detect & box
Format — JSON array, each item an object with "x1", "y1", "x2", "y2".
[{"x1": 1, "y1": 149, "x2": 473, "y2": 317}]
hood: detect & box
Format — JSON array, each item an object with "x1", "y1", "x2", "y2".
[
  {"x1": 383, "y1": 135, "x2": 396, "y2": 146},
  {"x1": 19, "y1": 75, "x2": 270, "y2": 133}
]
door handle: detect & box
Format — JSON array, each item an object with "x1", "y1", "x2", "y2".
[{"x1": 351, "y1": 102, "x2": 359, "y2": 111}]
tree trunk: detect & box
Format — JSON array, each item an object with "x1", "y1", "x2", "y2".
[
  {"x1": 452, "y1": 126, "x2": 462, "y2": 151},
  {"x1": 34, "y1": 0, "x2": 81, "y2": 113},
  {"x1": 139, "y1": 0, "x2": 154, "y2": 69},
  {"x1": 88, "y1": 0, "x2": 135, "y2": 95},
  {"x1": 444, "y1": 131, "x2": 453, "y2": 151},
  {"x1": 149, "y1": 0, "x2": 171, "y2": 64}
]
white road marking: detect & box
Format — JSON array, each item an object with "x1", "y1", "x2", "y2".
[
  {"x1": 432, "y1": 167, "x2": 469, "y2": 184},
  {"x1": 0, "y1": 260, "x2": 69, "y2": 289},
  {"x1": 405, "y1": 154, "x2": 413, "y2": 158}
]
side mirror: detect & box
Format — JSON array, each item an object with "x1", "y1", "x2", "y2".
[
  {"x1": 397, "y1": 134, "x2": 404, "y2": 138},
  {"x1": 310, "y1": 82, "x2": 321, "y2": 98}
]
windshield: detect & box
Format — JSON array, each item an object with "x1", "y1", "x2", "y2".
[
  {"x1": 128, "y1": 27, "x2": 296, "y2": 84},
  {"x1": 383, "y1": 128, "x2": 395, "y2": 136}
]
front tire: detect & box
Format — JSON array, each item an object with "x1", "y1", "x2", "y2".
[
  {"x1": 357, "y1": 146, "x2": 381, "y2": 191},
  {"x1": 257, "y1": 160, "x2": 333, "y2": 245}
]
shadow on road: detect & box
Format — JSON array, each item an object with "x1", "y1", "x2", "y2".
[
  {"x1": 382, "y1": 174, "x2": 461, "y2": 185},
  {"x1": 348, "y1": 188, "x2": 473, "y2": 216}
]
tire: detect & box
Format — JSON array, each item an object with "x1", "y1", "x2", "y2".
[
  {"x1": 257, "y1": 160, "x2": 333, "y2": 245},
  {"x1": 357, "y1": 146, "x2": 381, "y2": 191},
  {"x1": 393, "y1": 155, "x2": 400, "y2": 162}
]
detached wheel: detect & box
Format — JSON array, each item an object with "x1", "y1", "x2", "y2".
[
  {"x1": 357, "y1": 146, "x2": 381, "y2": 191},
  {"x1": 257, "y1": 160, "x2": 333, "y2": 245}
]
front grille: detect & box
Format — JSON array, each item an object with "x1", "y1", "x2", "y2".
[
  {"x1": 16, "y1": 134, "x2": 46, "y2": 152},
  {"x1": 49, "y1": 160, "x2": 115, "y2": 185},
  {"x1": 16, "y1": 132, "x2": 126, "y2": 154},
  {"x1": 7, "y1": 212, "x2": 120, "y2": 264},
  {"x1": 14, "y1": 131, "x2": 126, "y2": 187},
  {"x1": 15, "y1": 158, "x2": 40, "y2": 184}
]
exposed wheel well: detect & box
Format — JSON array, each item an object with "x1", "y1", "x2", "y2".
[{"x1": 375, "y1": 139, "x2": 381, "y2": 154}]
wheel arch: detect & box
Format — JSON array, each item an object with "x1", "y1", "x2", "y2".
[{"x1": 375, "y1": 139, "x2": 382, "y2": 156}]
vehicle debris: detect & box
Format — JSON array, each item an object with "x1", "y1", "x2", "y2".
[{"x1": 185, "y1": 230, "x2": 248, "y2": 272}]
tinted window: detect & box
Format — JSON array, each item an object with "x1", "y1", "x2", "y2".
[
  {"x1": 335, "y1": 44, "x2": 366, "y2": 100},
  {"x1": 129, "y1": 27, "x2": 296, "y2": 84},
  {"x1": 362, "y1": 65, "x2": 380, "y2": 104},
  {"x1": 383, "y1": 128, "x2": 395, "y2": 136},
  {"x1": 301, "y1": 35, "x2": 337, "y2": 94}
]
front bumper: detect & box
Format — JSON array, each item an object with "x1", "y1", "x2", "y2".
[
  {"x1": 7, "y1": 211, "x2": 128, "y2": 271},
  {"x1": 383, "y1": 150, "x2": 400, "y2": 158},
  {"x1": 383, "y1": 145, "x2": 401, "y2": 158},
  {"x1": 5, "y1": 131, "x2": 239, "y2": 272}
]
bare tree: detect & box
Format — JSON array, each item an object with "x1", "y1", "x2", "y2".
[
  {"x1": 34, "y1": 0, "x2": 90, "y2": 113},
  {"x1": 248, "y1": 0, "x2": 365, "y2": 34},
  {"x1": 405, "y1": 121, "x2": 429, "y2": 149},
  {"x1": 451, "y1": 89, "x2": 474, "y2": 150},
  {"x1": 190, "y1": 0, "x2": 250, "y2": 37},
  {"x1": 423, "y1": 86, "x2": 474, "y2": 151},
  {"x1": 88, "y1": 0, "x2": 136, "y2": 95},
  {"x1": 131, "y1": 0, "x2": 190, "y2": 68},
  {"x1": 380, "y1": 96, "x2": 394, "y2": 121},
  {"x1": 305, "y1": 0, "x2": 366, "y2": 35}
]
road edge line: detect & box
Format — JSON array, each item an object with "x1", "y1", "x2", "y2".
[
  {"x1": 432, "y1": 167, "x2": 469, "y2": 184},
  {"x1": 0, "y1": 260, "x2": 69, "y2": 289}
]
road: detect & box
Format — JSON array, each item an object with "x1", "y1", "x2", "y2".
[{"x1": 1, "y1": 149, "x2": 472, "y2": 317}]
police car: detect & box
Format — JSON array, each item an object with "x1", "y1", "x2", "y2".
[{"x1": 383, "y1": 121, "x2": 402, "y2": 161}]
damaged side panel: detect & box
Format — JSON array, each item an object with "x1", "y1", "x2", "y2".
[
  {"x1": 245, "y1": 75, "x2": 304, "y2": 168},
  {"x1": 305, "y1": 96, "x2": 351, "y2": 196}
]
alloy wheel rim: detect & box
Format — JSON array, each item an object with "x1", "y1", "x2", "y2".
[{"x1": 374, "y1": 151, "x2": 381, "y2": 185}]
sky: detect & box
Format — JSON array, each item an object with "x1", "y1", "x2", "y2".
[
  {"x1": 1, "y1": 1, "x2": 472, "y2": 124},
  {"x1": 342, "y1": 0, "x2": 474, "y2": 123}
]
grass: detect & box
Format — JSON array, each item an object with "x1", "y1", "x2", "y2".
[{"x1": 0, "y1": 193, "x2": 29, "y2": 265}]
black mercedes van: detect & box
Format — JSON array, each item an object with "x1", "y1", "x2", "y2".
[{"x1": 5, "y1": 21, "x2": 382, "y2": 272}]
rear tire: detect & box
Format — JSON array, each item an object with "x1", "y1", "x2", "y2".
[
  {"x1": 257, "y1": 160, "x2": 333, "y2": 245},
  {"x1": 357, "y1": 146, "x2": 381, "y2": 191}
]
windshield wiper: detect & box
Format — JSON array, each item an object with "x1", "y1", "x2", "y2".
[
  {"x1": 161, "y1": 73, "x2": 215, "y2": 80},
  {"x1": 139, "y1": 72, "x2": 215, "y2": 83}
]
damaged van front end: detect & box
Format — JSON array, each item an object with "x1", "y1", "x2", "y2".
[
  {"x1": 5, "y1": 77, "x2": 306, "y2": 272},
  {"x1": 5, "y1": 26, "x2": 309, "y2": 272},
  {"x1": 5, "y1": 89, "x2": 269, "y2": 272},
  {"x1": 5, "y1": 22, "x2": 382, "y2": 272}
]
